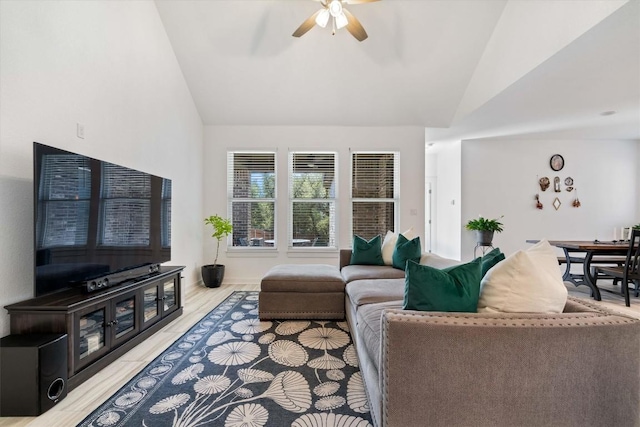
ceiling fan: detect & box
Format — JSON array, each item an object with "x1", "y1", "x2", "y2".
[{"x1": 292, "y1": 0, "x2": 380, "y2": 42}]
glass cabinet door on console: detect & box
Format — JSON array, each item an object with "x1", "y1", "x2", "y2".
[
  {"x1": 141, "y1": 282, "x2": 161, "y2": 329},
  {"x1": 140, "y1": 276, "x2": 180, "y2": 331},
  {"x1": 163, "y1": 278, "x2": 177, "y2": 314},
  {"x1": 76, "y1": 303, "x2": 110, "y2": 370},
  {"x1": 111, "y1": 290, "x2": 139, "y2": 348},
  {"x1": 75, "y1": 290, "x2": 139, "y2": 371}
]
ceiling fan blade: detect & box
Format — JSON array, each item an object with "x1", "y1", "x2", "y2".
[
  {"x1": 343, "y1": 0, "x2": 381, "y2": 4},
  {"x1": 292, "y1": 10, "x2": 322, "y2": 37},
  {"x1": 343, "y1": 9, "x2": 368, "y2": 41}
]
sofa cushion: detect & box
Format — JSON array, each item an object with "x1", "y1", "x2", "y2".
[
  {"x1": 341, "y1": 265, "x2": 405, "y2": 284},
  {"x1": 419, "y1": 253, "x2": 461, "y2": 269},
  {"x1": 403, "y1": 258, "x2": 483, "y2": 312},
  {"x1": 392, "y1": 234, "x2": 422, "y2": 270},
  {"x1": 260, "y1": 264, "x2": 345, "y2": 292},
  {"x1": 381, "y1": 228, "x2": 416, "y2": 265},
  {"x1": 478, "y1": 239, "x2": 568, "y2": 313},
  {"x1": 356, "y1": 300, "x2": 403, "y2": 371},
  {"x1": 350, "y1": 235, "x2": 384, "y2": 266},
  {"x1": 346, "y1": 278, "x2": 405, "y2": 308},
  {"x1": 481, "y1": 247, "x2": 505, "y2": 277}
]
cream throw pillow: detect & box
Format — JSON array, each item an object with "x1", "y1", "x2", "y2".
[
  {"x1": 381, "y1": 228, "x2": 415, "y2": 265},
  {"x1": 478, "y1": 239, "x2": 567, "y2": 313}
]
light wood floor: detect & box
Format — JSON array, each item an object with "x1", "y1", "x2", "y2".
[
  {"x1": 567, "y1": 280, "x2": 640, "y2": 319},
  {"x1": 0, "y1": 281, "x2": 638, "y2": 427}
]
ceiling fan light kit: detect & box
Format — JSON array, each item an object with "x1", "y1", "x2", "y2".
[
  {"x1": 335, "y1": 13, "x2": 348, "y2": 30},
  {"x1": 315, "y1": 9, "x2": 330, "y2": 28},
  {"x1": 293, "y1": 0, "x2": 380, "y2": 42}
]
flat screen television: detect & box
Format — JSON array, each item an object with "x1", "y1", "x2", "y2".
[{"x1": 34, "y1": 142, "x2": 171, "y2": 297}]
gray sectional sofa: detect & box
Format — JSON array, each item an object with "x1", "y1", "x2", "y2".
[{"x1": 338, "y1": 250, "x2": 640, "y2": 427}]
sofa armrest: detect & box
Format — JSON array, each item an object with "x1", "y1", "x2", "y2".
[
  {"x1": 339, "y1": 249, "x2": 352, "y2": 270},
  {"x1": 379, "y1": 301, "x2": 640, "y2": 427}
]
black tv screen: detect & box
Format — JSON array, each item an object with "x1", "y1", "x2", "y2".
[{"x1": 34, "y1": 142, "x2": 171, "y2": 296}]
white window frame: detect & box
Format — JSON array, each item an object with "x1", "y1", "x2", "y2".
[
  {"x1": 227, "y1": 151, "x2": 277, "y2": 250},
  {"x1": 288, "y1": 151, "x2": 338, "y2": 250},
  {"x1": 350, "y1": 151, "x2": 400, "y2": 243}
]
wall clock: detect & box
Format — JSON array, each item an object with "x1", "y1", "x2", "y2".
[{"x1": 550, "y1": 154, "x2": 564, "y2": 171}]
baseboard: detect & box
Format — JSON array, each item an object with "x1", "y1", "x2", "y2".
[{"x1": 220, "y1": 278, "x2": 261, "y2": 286}]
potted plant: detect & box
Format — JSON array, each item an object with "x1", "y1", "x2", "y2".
[
  {"x1": 202, "y1": 214, "x2": 233, "y2": 288},
  {"x1": 465, "y1": 215, "x2": 504, "y2": 246}
]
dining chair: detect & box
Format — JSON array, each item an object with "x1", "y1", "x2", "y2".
[{"x1": 593, "y1": 228, "x2": 640, "y2": 307}]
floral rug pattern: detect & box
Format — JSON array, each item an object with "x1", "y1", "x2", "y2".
[{"x1": 78, "y1": 291, "x2": 372, "y2": 427}]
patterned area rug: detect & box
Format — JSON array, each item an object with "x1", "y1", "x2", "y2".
[{"x1": 78, "y1": 291, "x2": 372, "y2": 427}]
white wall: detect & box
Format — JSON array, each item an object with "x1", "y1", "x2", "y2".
[
  {"x1": 460, "y1": 139, "x2": 638, "y2": 261},
  {"x1": 0, "y1": 1, "x2": 203, "y2": 337},
  {"x1": 455, "y1": 0, "x2": 627, "y2": 122},
  {"x1": 204, "y1": 125, "x2": 426, "y2": 284},
  {"x1": 426, "y1": 142, "x2": 462, "y2": 259},
  {"x1": 637, "y1": 140, "x2": 640, "y2": 219}
]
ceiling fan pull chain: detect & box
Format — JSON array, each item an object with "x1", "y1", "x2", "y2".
[{"x1": 332, "y1": 17, "x2": 336, "y2": 35}]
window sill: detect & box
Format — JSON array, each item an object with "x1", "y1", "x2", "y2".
[
  {"x1": 225, "y1": 248, "x2": 339, "y2": 259},
  {"x1": 226, "y1": 248, "x2": 278, "y2": 258},
  {"x1": 285, "y1": 248, "x2": 339, "y2": 258}
]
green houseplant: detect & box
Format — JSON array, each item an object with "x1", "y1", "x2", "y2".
[
  {"x1": 465, "y1": 215, "x2": 504, "y2": 246},
  {"x1": 202, "y1": 214, "x2": 233, "y2": 288}
]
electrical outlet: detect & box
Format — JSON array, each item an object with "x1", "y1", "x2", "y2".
[{"x1": 77, "y1": 123, "x2": 85, "y2": 139}]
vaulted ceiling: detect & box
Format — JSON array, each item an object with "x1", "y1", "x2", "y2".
[{"x1": 155, "y1": 0, "x2": 639, "y2": 140}]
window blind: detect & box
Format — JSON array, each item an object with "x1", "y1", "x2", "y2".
[
  {"x1": 351, "y1": 152, "x2": 399, "y2": 240},
  {"x1": 289, "y1": 152, "x2": 337, "y2": 248},
  {"x1": 227, "y1": 152, "x2": 276, "y2": 247}
]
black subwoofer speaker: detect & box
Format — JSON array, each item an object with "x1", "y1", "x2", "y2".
[{"x1": 0, "y1": 333, "x2": 68, "y2": 416}]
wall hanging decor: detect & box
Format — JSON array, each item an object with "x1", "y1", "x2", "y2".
[
  {"x1": 572, "y1": 188, "x2": 581, "y2": 208},
  {"x1": 550, "y1": 154, "x2": 564, "y2": 171},
  {"x1": 535, "y1": 157, "x2": 579, "y2": 211},
  {"x1": 539, "y1": 176, "x2": 550, "y2": 191},
  {"x1": 535, "y1": 194, "x2": 543, "y2": 210}
]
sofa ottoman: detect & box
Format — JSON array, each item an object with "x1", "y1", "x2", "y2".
[{"x1": 258, "y1": 264, "x2": 345, "y2": 319}]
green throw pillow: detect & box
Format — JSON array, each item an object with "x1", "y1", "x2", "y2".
[
  {"x1": 392, "y1": 234, "x2": 421, "y2": 270},
  {"x1": 403, "y1": 257, "x2": 482, "y2": 312},
  {"x1": 481, "y1": 247, "x2": 505, "y2": 277},
  {"x1": 350, "y1": 235, "x2": 384, "y2": 266}
]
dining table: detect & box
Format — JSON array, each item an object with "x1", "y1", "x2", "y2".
[{"x1": 526, "y1": 239, "x2": 629, "y2": 301}]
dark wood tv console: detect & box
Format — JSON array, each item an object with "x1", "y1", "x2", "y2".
[{"x1": 4, "y1": 266, "x2": 184, "y2": 391}]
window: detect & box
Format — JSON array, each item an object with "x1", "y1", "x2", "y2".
[
  {"x1": 289, "y1": 152, "x2": 337, "y2": 248},
  {"x1": 227, "y1": 152, "x2": 276, "y2": 247},
  {"x1": 351, "y1": 152, "x2": 399, "y2": 240}
]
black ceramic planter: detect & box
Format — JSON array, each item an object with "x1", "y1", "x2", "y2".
[
  {"x1": 201, "y1": 264, "x2": 225, "y2": 288},
  {"x1": 476, "y1": 230, "x2": 494, "y2": 246}
]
